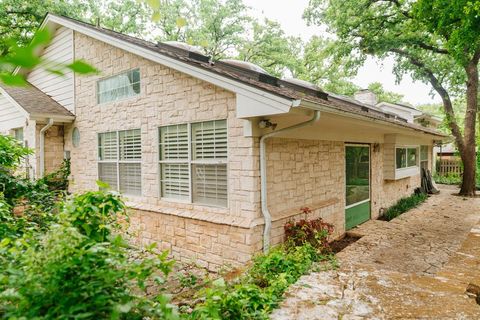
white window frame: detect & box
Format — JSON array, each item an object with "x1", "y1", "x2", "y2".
[
  {"x1": 96, "y1": 68, "x2": 140, "y2": 104},
  {"x1": 12, "y1": 127, "x2": 24, "y2": 144},
  {"x1": 158, "y1": 120, "x2": 228, "y2": 208},
  {"x1": 97, "y1": 129, "x2": 142, "y2": 196},
  {"x1": 395, "y1": 146, "x2": 419, "y2": 170}
]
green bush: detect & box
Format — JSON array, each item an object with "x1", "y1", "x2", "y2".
[
  {"x1": 0, "y1": 189, "x2": 179, "y2": 320},
  {"x1": 383, "y1": 193, "x2": 428, "y2": 221},
  {"x1": 188, "y1": 243, "x2": 334, "y2": 320},
  {"x1": 434, "y1": 172, "x2": 462, "y2": 185}
]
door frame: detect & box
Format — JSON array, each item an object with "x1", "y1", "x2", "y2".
[{"x1": 344, "y1": 143, "x2": 372, "y2": 228}]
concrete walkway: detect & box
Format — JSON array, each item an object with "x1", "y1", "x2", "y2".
[{"x1": 272, "y1": 185, "x2": 480, "y2": 319}]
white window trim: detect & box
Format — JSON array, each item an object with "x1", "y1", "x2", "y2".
[
  {"x1": 97, "y1": 129, "x2": 142, "y2": 196},
  {"x1": 96, "y1": 68, "x2": 141, "y2": 105},
  {"x1": 158, "y1": 120, "x2": 228, "y2": 208},
  {"x1": 395, "y1": 145, "x2": 419, "y2": 170}
]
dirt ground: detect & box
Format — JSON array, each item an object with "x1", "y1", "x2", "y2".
[{"x1": 272, "y1": 185, "x2": 480, "y2": 319}]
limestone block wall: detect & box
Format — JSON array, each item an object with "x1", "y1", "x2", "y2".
[
  {"x1": 63, "y1": 31, "x2": 263, "y2": 267},
  {"x1": 265, "y1": 138, "x2": 345, "y2": 239},
  {"x1": 35, "y1": 124, "x2": 65, "y2": 176},
  {"x1": 370, "y1": 143, "x2": 421, "y2": 219}
]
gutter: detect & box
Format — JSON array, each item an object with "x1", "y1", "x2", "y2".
[
  {"x1": 39, "y1": 118, "x2": 54, "y2": 178},
  {"x1": 259, "y1": 110, "x2": 321, "y2": 252}
]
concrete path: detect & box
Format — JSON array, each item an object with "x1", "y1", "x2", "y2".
[{"x1": 272, "y1": 185, "x2": 480, "y2": 319}]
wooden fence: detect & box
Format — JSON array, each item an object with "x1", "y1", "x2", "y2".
[{"x1": 436, "y1": 158, "x2": 463, "y2": 176}]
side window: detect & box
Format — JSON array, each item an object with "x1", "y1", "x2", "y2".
[
  {"x1": 98, "y1": 129, "x2": 141, "y2": 195},
  {"x1": 159, "y1": 120, "x2": 228, "y2": 207},
  {"x1": 97, "y1": 69, "x2": 140, "y2": 104},
  {"x1": 396, "y1": 147, "x2": 418, "y2": 169}
]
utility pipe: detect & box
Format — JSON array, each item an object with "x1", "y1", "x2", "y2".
[
  {"x1": 39, "y1": 118, "x2": 54, "y2": 178},
  {"x1": 259, "y1": 110, "x2": 321, "y2": 252}
]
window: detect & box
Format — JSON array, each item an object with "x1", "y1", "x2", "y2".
[
  {"x1": 159, "y1": 120, "x2": 228, "y2": 207},
  {"x1": 12, "y1": 128, "x2": 23, "y2": 143},
  {"x1": 420, "y1": 145, "x2": 429, "y2": 170},
  {"x1": 396, "y1": 147, "x2": 418, "y2": 169},
  {"x1": 72, "y1": 127, "x2": 80, "y2": 147},
  {"x1": 98, "y1": 129, "x2": 141, "y2": 195},
  {"x1": 97, "y1": 69, "x2": 140, "y2": 104}
]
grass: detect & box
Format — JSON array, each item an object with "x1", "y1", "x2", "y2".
[{"x1": 383, "y1": 192, "x2": 428, "y2": 221}]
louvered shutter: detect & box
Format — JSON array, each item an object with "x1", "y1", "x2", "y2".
[
  {"x1": 98, "y1": 132, "x2": 118, "y2": 160},
  {"x1": 119, "y1": 129, "x2": 141, "y2": 195},
  {"x1": 192, "y1": 120, "x2": 227, "y2": 160},
  {"x1": 192, "y1": 164, "x2": 227, "y2": 206},
  {"x1": 98, "y1": 163, "x2": 118, "y2": 190},
  {"x1": 159, "y1": 124, "x2": 190, "y2": 199},
  {"x1": 191, "y1": 120, "x2": 227, "y2": 206}
]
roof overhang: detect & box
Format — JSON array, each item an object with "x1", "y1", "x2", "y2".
[{"x1": 38, "y1": 14, "x2": 297, "y2": 118}]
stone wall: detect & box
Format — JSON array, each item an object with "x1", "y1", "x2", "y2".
[
  {"x1": 265, "y1": 138, "x2": 345, "y2": 238},
  {"x1": 35, "y1": 124, "x2": 65, "y2": 176},
  {"x1": 370, "y1": 143, "x2": 421, "y2": 219}
]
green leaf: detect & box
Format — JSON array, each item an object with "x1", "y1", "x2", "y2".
[
  {"x1": 146, "y1": 0, "x2": 161, "y2": 10},
  {"x1": 152, "y1": 12, "x2": 161, "y2": 22},
  {"x1": 30, "y1": 29, "x2": 52, "y2": 48},
  {"x1": 176, "y1": 17, "x2": 187, "y2": 28},
  {"x1": 0, "y1": 74, "x2": 27, "y2": 86},
  {"x1": 96, "y1": 180, "x2": 110, "y2": 189},
  {"x1": 66, "y1": 60, "x2": 98, "y2": 74},
  {"x1": 3, "y1": 46, "x2": 41, "y2": 68},
  {"x1": 45, "y1": 68, "x2": 65, "y2": 76}
]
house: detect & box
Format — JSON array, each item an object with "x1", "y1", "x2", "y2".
[{"x1": 0, "y1": 14, "x2": 446, "y2": 270}]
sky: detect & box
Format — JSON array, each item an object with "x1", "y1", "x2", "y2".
[{"x1": 242, "y1": 0, "x2": 441, "y2": 106}]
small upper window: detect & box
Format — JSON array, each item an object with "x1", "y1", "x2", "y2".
[
  {"x1": 12, "y1": 128, "x2": 23, "y2": 144},
  {"x1": 97, "y1": 69, "x2": 140, "y2": 104},
  {"x1": 396, "y1": 147, "x2": 418, "y2": 169}
]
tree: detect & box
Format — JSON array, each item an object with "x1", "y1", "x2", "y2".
[
  {"x1": 367, "y1": 82, "x2": 404, "y2": 104},
  {"x1": 237, "y1": 19, "x2": 302, "y2": 77},
  {"x1": 305, "y1": 0, "x2": 480, "y2": 196}
]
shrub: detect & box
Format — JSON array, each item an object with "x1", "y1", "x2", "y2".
[
  {"x1": 0, "y1": 189, "x2": 179, "y2": 320},
  {"x1": 383, "y1": 192, "x2": 428, "y2": 221},
  {"x1": 0, "y1": 134, "x2": 32, "y2": 170},
  {"x1": 284, "y1": 207, "x2": 334, "y2": 252},
  {"x1": 434, "y1": 172, "x2": 462, "y2": 185},
  {"x1": 188, "y1": 219, "x2": 336, "y2": 320}
]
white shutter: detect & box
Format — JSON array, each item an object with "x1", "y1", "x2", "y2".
[
  {"x1": 160, "y1": 163, "x2": 190, "y2": 199},
  {"x1": 159, "y1": 124, "x2": 188, "y2": 160},
  {"x1": 98, "y1": 132, "x2": 118, "y2": 160},
  {"x1": 119, "y1": 129, "x2": 141, "y2": 160},
  {"x1": 98, "y1": 163, "x2": 118, "y2": 190},
  {"x1": 119, "y1": 163, "x2": 141, "y2": 195},
  {"x1": 192, "y1": 120, "x2": 227, "y2": 160},
  {"x1": 192, "y1": 164, "x2": 227, "y2": 207}
]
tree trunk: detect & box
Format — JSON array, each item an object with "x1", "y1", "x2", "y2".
[{"x1": 459, "y1": 56, "x2": 479, "y2": 196}]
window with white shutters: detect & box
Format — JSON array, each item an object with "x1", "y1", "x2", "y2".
[
  {"x1": 98, "y1": 129, "x2": 141, "y2": 195},
  {"x1": 159, "y1": 120, "x2": 228, "y2": 207}
]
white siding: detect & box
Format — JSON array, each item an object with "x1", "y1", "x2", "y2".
[
  {"x1": 27, "y1": 27, "x2": 74, "y2": 113},
  {"x1": 0, "y1": 94, "x2": 25, "y2": 132}
]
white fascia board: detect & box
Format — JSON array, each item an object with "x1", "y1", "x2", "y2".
[
  {"x1": 45, "y1": 14, "x2": 296, "y2": 112},
  {"x1": 0, "y1": 87, "x2": 30, "y2": 117},
  {"x1": 30, "y1": 113, "x2": 75, "y2": 123},
  {"x1": 236, "y1": 94, "x2": 294, "y2": 118},
  {"x1": 301, "y1": 100, "x2": 446, "y2": 139}
]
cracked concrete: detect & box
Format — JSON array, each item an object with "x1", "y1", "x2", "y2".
[{"x1": 272, "y1": 185, "x2": 480, "y2": 319}]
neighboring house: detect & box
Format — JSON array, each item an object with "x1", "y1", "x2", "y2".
[{"x1": 0, "y1": 14, "x2": 446, "y2": 270}]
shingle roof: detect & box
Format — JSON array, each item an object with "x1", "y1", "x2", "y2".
[
  {"x1": 0, "y1": 82, "x2": 73, "y2": 117},
  {"x1": 44, "y1": 14, "x2": 446, "y2": 137}
]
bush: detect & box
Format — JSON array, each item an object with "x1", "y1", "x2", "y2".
[
  {"x1": 284, "y1": 207, "x2": 334, "y2": 252},
  {"x1": 0, "y1": 189, "x2": 179, "y2": 320},
  {"x1": 188, "y1": 215, "x2": 336, "y2": 320},
  {"x1": 434, "y1": 172, "x2": 462, "y2": 185},
  {"x1": 383, "y1": 192, "x2": 428, "y2": 221}
]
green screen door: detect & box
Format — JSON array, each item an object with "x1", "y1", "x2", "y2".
[{"x1": 345, "y1": 145, "x2": 371, "y2": 230}]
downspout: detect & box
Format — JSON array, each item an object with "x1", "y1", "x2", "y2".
[
  {"x1": 39, "y1": 118, "x2": 54, "y2": 178},
  {"x1": 260, "y1": 110, "x2": 321, "y2": 252}
]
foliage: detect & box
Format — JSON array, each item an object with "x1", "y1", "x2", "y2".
[
  {"x1": 284, "y1": 207, "x2": 334, "y2": 252},
  {"x1": 187, "y1": 215, "x2": 335, "y2": 319},
  {"x1": 367, "y1": 82, "x2": 404, "y2": 104},
  {"x1": 383, "y1": 192, "x2": 428, "y2": 221},
  {"x1": 434, "y1": 172, "x2": 462, "y2": 186},
  {"x1": 39, "y1": 158, "x2": 71, "y2": 192},
  {"x1": 304, "y1": 0, "x2": 480, "y2": 195},
  {"x1": 61, "y1": 184, "x2": 126, "y2": 242},
  {"x1": 0, "y1": 189, "x2": 178, "y2": 320},
  {"x1": 0, "y1": 134, "x2": 32, "y2": 170}
]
